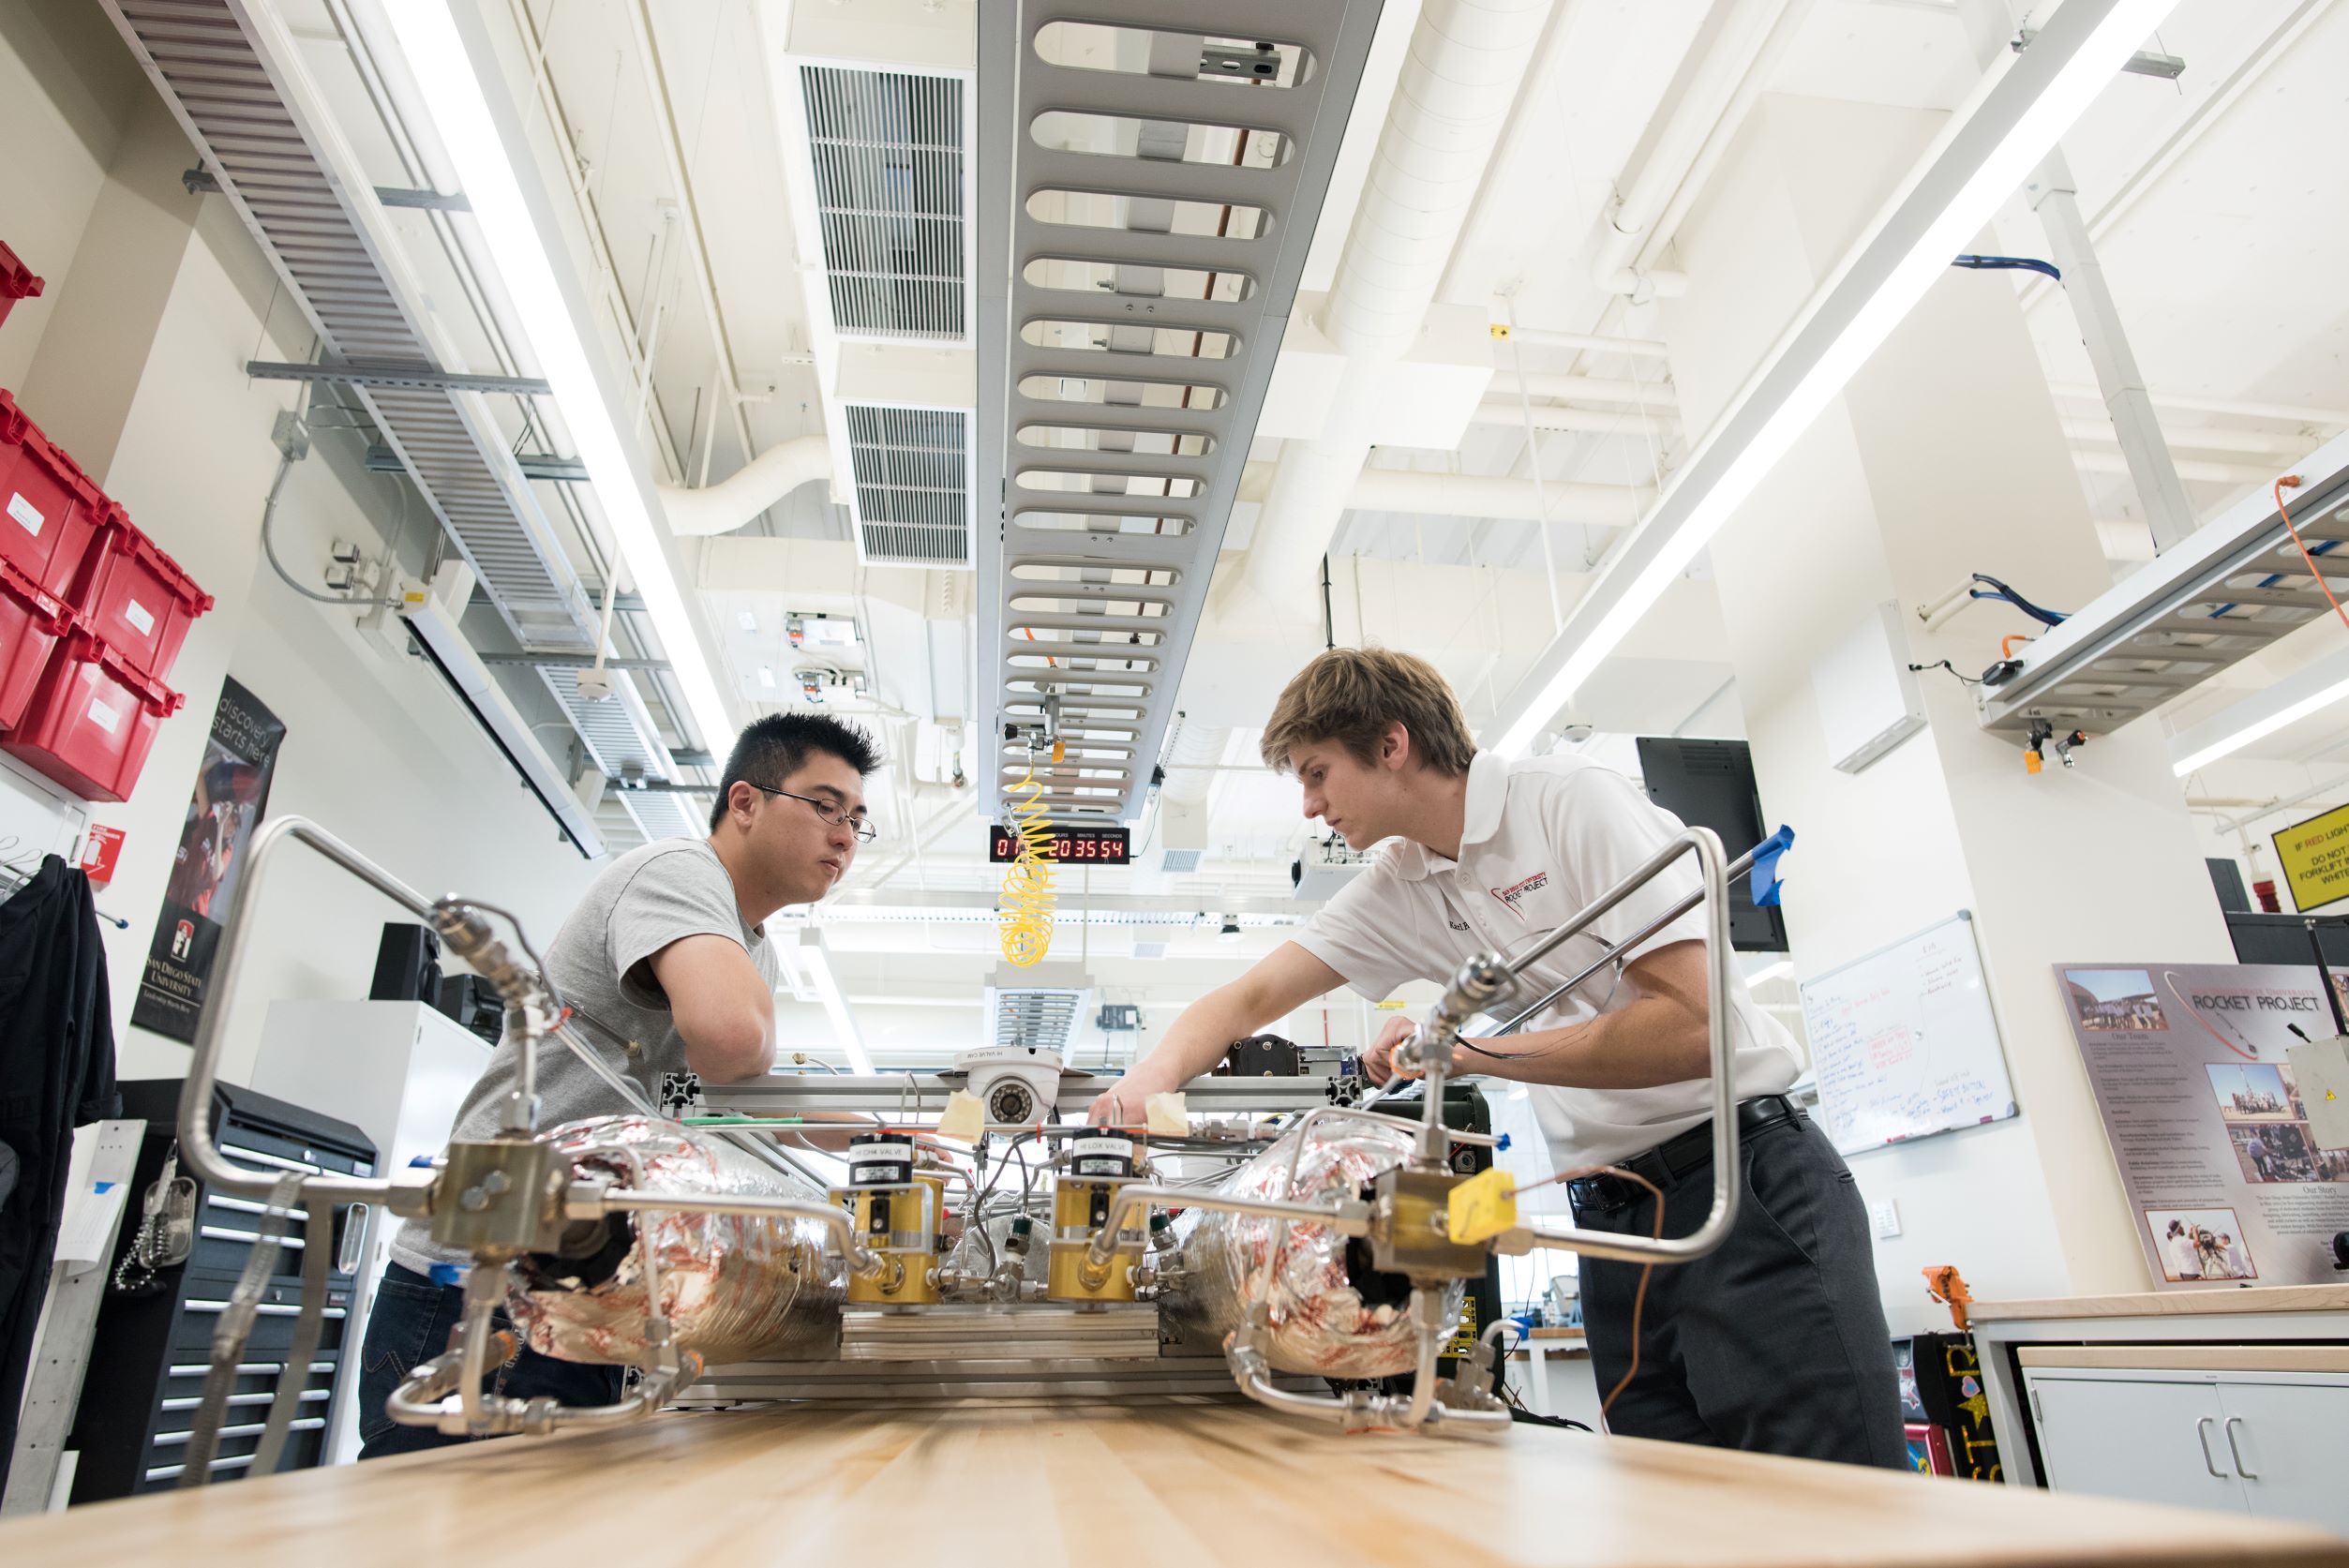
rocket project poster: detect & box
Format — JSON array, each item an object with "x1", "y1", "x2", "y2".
[{"x1": 2057, "y1": 963, "x2": 2349, "y2": 1290}]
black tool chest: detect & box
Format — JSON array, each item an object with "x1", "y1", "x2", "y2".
[{"x1": 69, "y1": 1080, "x2": 376, "y2": 1499}]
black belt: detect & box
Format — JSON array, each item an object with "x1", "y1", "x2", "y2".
[{"x1": 1565, "y1": 1095, "x2": 1801, "y2": 1214}]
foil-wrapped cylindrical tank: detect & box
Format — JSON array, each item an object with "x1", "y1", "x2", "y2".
[
  {"x1": 509, "y1": 1116, "x2": 845, "y2": 1366},
  {"x1": 1159, "y1": 1114, "x2": 1463, "y2": 1378}
]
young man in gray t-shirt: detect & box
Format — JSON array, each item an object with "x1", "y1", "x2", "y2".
[{"x1": 355, "y1": 712, "x2": 880, "y2": 1458}]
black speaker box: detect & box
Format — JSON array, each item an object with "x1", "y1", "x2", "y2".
[{"x1": 368, "y1": 921, "x2": 441, "y2": 1003}]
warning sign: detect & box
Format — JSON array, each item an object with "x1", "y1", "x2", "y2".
[{"x1": 2272, "y1": 800, "x2": 2349, "y2": 912}]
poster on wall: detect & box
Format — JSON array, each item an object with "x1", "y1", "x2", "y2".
[
  {"x1": 131, "y1": 679, "x2": 287, "y2": 1043},
  {"x1": 2057, "y1": 963, "x2": 2349, "y2": 1290}
]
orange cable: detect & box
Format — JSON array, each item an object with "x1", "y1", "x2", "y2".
[
  {"x1": 1531, "y1": 1159, "x2": 1666, "y2": 1419},
  {"x1": 2274, "y1": 475, "x2": 2349, "y2": 635}
]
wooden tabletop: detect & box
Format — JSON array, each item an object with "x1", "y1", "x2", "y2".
[
  {"x1": 1969, "y1": 1284, "x2": 2349, "y2": 1323},
  {"x1": 9, "y1": 1399, "x2": 2344, "y2": 1566}
]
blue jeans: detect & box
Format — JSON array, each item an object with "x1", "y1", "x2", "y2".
[{"x1": 355, "y1": 1262, "x2": 625, "y2": 1459}]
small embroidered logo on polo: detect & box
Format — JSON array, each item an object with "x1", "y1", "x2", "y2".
[
  {"x1": 1445, "y1": 918, "x2": 1470, "y2": 933},
  {"x1": 1490, "y1": 871, "x2": 1549, "y2": 919}
]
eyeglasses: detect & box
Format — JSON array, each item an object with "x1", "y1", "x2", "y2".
[{"x1": 748, "y1": 783, "x2": 877, "y2": 843}]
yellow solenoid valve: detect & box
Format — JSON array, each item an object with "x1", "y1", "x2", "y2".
[
  {"x1": 843, "y1": 1131, "x2": 949, "y2": 1306},
  {"x1": 1048, "y1": 1132, "x2": 1145, "y2": 1303}
]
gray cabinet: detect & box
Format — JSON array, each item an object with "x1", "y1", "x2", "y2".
[{"x1": 2025, "y1": 1366, "x2": 2349, "y2": 1536}]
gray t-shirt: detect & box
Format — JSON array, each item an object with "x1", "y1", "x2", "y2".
[{"x1": 391, "y1": 838, "x2": 778, "y2": 1275}]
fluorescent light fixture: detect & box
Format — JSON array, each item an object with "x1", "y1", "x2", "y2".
[
  {"x1": 382, "y1": 1, "x2": 737, "y2": 754},
  {"x1": 1490, "y1": 0, "x2": 2182, "y2": 757},
  {"x1": 757, "y1": 665, "x2": 777, "y2": 690},
  {"x1": 798, "y1": 929, "x2": 875, "y2": 1074},
  {"x1": 1746, "y1": 959, "x2": 1794, "y2": 987},
  {"x1": 2171, "y1": 644, "x2": 2349, "y2": 777}
]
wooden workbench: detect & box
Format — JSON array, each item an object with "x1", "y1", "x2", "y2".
[{"x1": 7, "y1": 1399, "x2": 2343, "y2": 1566}]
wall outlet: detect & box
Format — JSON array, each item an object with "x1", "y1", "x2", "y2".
[{"x1": 1869, "y1": 1200, "x2": 1901, "y2": 1239}]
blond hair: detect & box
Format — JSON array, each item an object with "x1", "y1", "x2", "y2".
[{"x1": 1259, "y1": 648, "x2": 1477, "y2": 777}]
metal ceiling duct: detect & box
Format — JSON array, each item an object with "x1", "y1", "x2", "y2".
[
  {"x1": 100, "y1": 0, "x2": 593, "y2": 653},
  {"x1": 102, "y1": 0, "x2": 688, "y2": 847},
  {"x1": 972, "y1": 0, "x2": 1387, "y2": 822}
]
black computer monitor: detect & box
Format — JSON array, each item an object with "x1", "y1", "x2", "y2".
[{"x1": 1633, "y1": 737, "x2": 1789, "y2": 954}]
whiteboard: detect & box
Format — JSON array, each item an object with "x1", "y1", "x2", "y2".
[{"x1": 1797, "y1": 911, "x2": 2017, "y2": 1156}]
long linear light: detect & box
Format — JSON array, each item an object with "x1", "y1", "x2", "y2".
[
  {"x1": 798, "y1": 930, "x2": 875, "y2": 1074},
  {"x1": 1490, "y1": 0, "x2": 2181, "y2": 757},
  {"x1": 382, "y1": 1, "x2": 738, "y2": 754},
  {"x1": 2170, "y1": 644, "x2": 2349, "y2": 779}
]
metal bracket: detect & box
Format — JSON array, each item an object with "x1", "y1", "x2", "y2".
[{"x1": 246, "y1": 360, "x2": 553, "y2": 397}]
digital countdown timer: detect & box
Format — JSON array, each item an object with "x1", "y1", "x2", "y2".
[{"x1": 989, "y1": 825, "x2": 1131, "y2": 865}]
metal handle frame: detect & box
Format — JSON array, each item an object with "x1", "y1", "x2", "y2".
[
  {"x1": 2222, "y1": 1414, "x2": 2257, "y2": 1479},
  {"x1": 2194, "y1": 1415, "x2": 2228, "y2": 1479},
  {"x1": 180, "y1": 816, "x2": 436, "y2": 1203},
  {"x1": 1408, "y1": 825, "x2": 1744, "y2": 1266}
]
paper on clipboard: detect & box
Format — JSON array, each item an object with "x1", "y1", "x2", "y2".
[{"x1": 55, "y1": 1178, "x2": 130, "y2": 1265}]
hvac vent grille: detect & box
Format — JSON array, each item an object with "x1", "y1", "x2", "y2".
[
  {"x1": 994, "y1": 989, "x2": 1084, "y2": 1053},
  {"x1": 845, "y1": 404, "x2": 969, "y2": 565},
  {"x1": 1158, "y1": 849, "x2": 1203, "y2": 874},
  {"x1": 800, "y1": 66, "x2": 965, "y2": 340}
]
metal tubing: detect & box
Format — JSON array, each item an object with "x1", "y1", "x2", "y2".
[
  {"x1": 1463, "y1": 827, "x2": 1743, "y2": 1263},
  {"x1": 1081, "y1": 1186, "x2": 1369, "y2": 1276},
  {"x1": 180, "y1": 816, "x2": 432, "y2": 1202},
  {"x1": 1486, "y1": 835, "x2": 1769, "y2": 1037},
  {"x1": 593, "y1": 1188, "x2": 890, "y2": 1280}
]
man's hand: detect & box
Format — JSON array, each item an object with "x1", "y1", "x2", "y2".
[
  {"x1": 1360, "y1": 1013, "x2": 1416, "y2": 1087},
  {"x1": 1085, "y1": 1067, "x2": 1170, "y2": 1127},
  {"x1": 1362, "y1": 1014, "x2": 1474, "y2": 1086}
]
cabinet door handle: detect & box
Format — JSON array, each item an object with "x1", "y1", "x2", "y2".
[
  {"x1": 2223, "y1": 1416, "x2": 2258, "y2": 1479},
  {"x1": 2194, "y1": 1416, "x2": 2229, "y2": 1479}
]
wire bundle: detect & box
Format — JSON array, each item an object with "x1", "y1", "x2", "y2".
[{"x1": 997, "y1": 766, "x2": 1058, "y2": 967}]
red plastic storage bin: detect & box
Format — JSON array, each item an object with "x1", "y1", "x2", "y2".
[
  {"x1": 0, "y1": 241, "x2": 40, "y2": 330},
  {"x1": 0, "y1": 559, "x2": 70, "y2": 733},
  {"x1": 0, "y1": 390, "x2": 104, "y2": 597},
  {"x1": 73, "y1": 516, "x2": 210, "y2": 683},
  {"x1": 3, "y1": 627, "x2": 182, "y2": 802}
]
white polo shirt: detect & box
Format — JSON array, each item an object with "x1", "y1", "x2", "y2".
[{"x1": 1294, "y1": 751, "x2": 1800, "y2": 1169}]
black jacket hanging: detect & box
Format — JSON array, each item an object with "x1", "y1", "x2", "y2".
[{"x1": 0, "y1": 854, "x2": 119, "y2": 1489}]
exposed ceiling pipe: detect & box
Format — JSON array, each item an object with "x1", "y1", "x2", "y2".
[
  {"x1": 659, "y1": 434, "x2": 831, "y2": 536},
  {"x1": 1504, "y1": 327, "x2": 1671, "y2": 360},
  {"x1": 1234, "y1": 0, "x2": 1556, "y2": 608},
  {"x1": 1235, "y1": 462, "x2": 1651, "y2": 525},
  {"x1": 620, "y1": 0, "x2": 757, "y2": 486},
  {"x1": 1591, "y1": 0, "x2": 1795, "y2": 299},
  {"x1": 2061, "y1": 422, "x2": 2314, "y2": 459},
  {"x1": 1629, "y1": 0, "x2": 1819, "y2": 282},
  {"x1": 1160, "y1": 719, "x2": 1232, "y2": 810},
  {"x1": 1487, "y1": 371, "x2": 1679, "y2": 410},
  {"x1": 2049, "y1": 383, "x2": 2349, "y2": 430},
  {"x1": 2072, "y1": 450, "x2": 2274, "y2": 487},
  {"x1": 1467, "y1": 400, "x2": 1679, "y2": 439}
]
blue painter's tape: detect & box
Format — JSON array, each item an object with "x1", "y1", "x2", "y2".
[{"x1": 1750, "y1": 824, "x2": 1796, "y2": 908}]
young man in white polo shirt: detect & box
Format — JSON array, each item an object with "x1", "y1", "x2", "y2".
[{"x1": 1096, "y1": 648, "x2": 1901, "y2": 1466}]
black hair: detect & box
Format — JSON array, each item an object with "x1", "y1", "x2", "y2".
[{"x1": 709, "y1": 712, "x2": 882, "y2": 830}]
